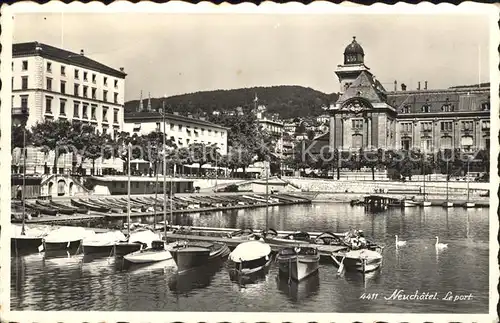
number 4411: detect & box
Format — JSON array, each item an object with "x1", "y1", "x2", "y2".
[{"x1": 359, "y1": 292, "x2": 379, "y2": 300}]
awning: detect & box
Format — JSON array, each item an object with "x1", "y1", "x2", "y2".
[
  {"x1": 461, "y1": 136, "x2": 473, "y2": 146},
  {"x1": 130, "y1": 158, "x2": 149, "y2": 164}
]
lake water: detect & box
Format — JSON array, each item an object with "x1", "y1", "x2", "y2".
[{"x1": 11, "y1": 203, "x2": 490, "y2": 313}]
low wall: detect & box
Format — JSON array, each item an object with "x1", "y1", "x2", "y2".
[
  {"x1": 192, "y1": 179, "x2": 243, "y2": 189},
  {"x1": 285, "y1": 178, "x2": 490, "y2": 196}
]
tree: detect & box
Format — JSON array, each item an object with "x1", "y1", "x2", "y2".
[
  {"x1": 113, "y1": 131, "x2": 143, "y2": 174},
  {"x1": 31, "y1": 119, "x2": 75, "y2": 174},
  {"x1": 11, "y1": 124, "x2": 32, "y2": 152}
]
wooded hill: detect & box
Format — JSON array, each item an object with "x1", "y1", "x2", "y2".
[{"x1": 124, "y1": 86, "x2": 339, "y2": 119}]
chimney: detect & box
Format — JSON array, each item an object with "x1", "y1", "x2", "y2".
[
  {"x1": 394, "y1": 80, "x2": 397, "y2": 91},
  {"x1": 80, "y1": 49, "x2": 84, "y2": 56},
  {"x1": 119, "y1": 67, "x2": 124, "y2": 72},
  {"x1": 417, "y1": 82, "x2": 421, "y2": 90},
  {"x1": 401, "y1": 83, "x2": 407, "y2": 91},
  {"x1": 147, "y1": 92, "x2": 152, "y2": 111},
  {"x1": 424, "y1": 81, "x2": 428, "y2": 90}
]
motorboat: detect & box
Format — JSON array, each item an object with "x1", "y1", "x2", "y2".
[
  {"x1": 228, "y1": 228, "x2": 259, "y2": 240},
  {"x1": 123, "y1": 240, "x2": 173, "y2": 264},
  {"x1": 422, "y1": 201, "x2": 432, "y2": 207},
  {"x1": 403, "y1": 199, "x2": 419, "y2": 207},
  {"x1": 464, "y1": 202, "x2": 476, "y2": 208},
  {"x1": 228, "y1": 240, "x2": 272, "y2": 279},
  {"x1": 82, "y1": 231, "x2": 126, "y2": 255},
  {"x1": 114, "y1": 229, "x2": 159, "y2": 256},
  {"x1": 313, "y1": 231, "x2": 345, "y2": 246},
  {"x1": 170, "y1": 241, "x2": 230, "y2": 273},
  {"x1": 11, "y1": 225, "x2": 50, "y2": 253},
  {"x1": 443, "y1": 201, "x2": 454, "y2": 208},
  {"x1": 333, "y1": 248, "x2": 383, "y2": 274},
  {"x1": 41, "y1": 227, "x2": 94, "y2": 252},
  {"x1": 264, "y1": 230, "x2": 312, "y2": 246},
  {"x1": 275, "y1": 246, "x2": 320, "y2": 281}
]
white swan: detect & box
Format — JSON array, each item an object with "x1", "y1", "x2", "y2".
[
  {"x1": 395, "y1": 235, "x2": 407, "y2": 247},
  {"x1": 435, "y1": 236, "x2": 448, "y2": 250}
]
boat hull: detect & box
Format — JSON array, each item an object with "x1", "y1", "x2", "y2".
[
  {"x1": 464, "y1": 202, "x2": 476, "y2": 208},
  {"x1": 83, "y1": 244, "x2": 115, "y2": 255},
  {"x1": 114, "y1": 242, "x2": 143, "y2": 256},
  {"x1": 277, "y1": 256, "x2": 319, "y2": 281},
  {"x1": 403, "y1": 200, "x2": 419, "y2": 207},
  {"x1": 342, "y1": 256, "x2": 382, "y2": 273},
  {"x1": 43, "y1": 239, "x2": 82, "y2": 252},
  {"x1": 443, "y1": 201, "x2": 454, "y2": 207},
  {"x1": 171, "y1": 244, "x2": 230, "y2": 272},
  {"x1": 228, "y1": 254, "x2": 272, "y2": 278},
  {"x1": 422, "y1": 201, "x2": 432, "y2": 207},
  {"x1": 124, "y1": 249, "x2": 172, "y2": 264},
  {"x1": 11, "y1": 237, "x2": 43, "y2": 252}
]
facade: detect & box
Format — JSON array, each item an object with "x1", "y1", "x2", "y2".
[
  {"x1": 328, "y1": 37, "x2": 490, "y2": 152},
  {"x1": 12, "y1": 41, "x2": 127, "y2": 174},
  {"x1": 124, "y1": 110, "x2": 229, "y2": 155}
]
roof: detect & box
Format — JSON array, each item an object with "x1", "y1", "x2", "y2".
[
  {"x1": 387, "y1": 87, "x2": 489, "y2": 114},
  {"x1": 337, "y1": 71, "x2": 387, "y2": 104},
  {"x1": 13, "y1": 42, "x2": 127, "y2": 79},
  {"x1": 344, "y1": 37, "x2": 364, "y2": 55},
  {"x1": 124, "y1": 111, "x2": 229, "y2": 130}
]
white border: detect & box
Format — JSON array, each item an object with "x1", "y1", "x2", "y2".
[{"x1": 1, "y1": 2, "x2": 498, "y2": 322}]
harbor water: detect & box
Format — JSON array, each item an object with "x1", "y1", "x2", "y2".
[{"x1": 11, "y1": 203, "x2": 489, "y2": 313}]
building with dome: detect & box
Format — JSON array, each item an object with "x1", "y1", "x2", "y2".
[{"x1": 328, "y1": 37, "x2": 490, "y2": 153}]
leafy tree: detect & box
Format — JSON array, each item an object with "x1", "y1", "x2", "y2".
[
  {"x1": 11, "y1": 124, "x2": 32, "y2": 152},
  {"x1": 113, "y1": 131, "x2": 143, "y2": 174}
]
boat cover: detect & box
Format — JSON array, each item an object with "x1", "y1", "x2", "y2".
[
  {"x1": 11, "y1": 224, "x2": 49, "y2": 238},
  {"x1": 44, "y1": 227, "x2": 95, "y2": 243},
  {"x1": 128, "y1": 230, "x2": 160, "y2": 248},
  {"x1": 83, "y1": 231, "x2": 126, "y2": 245},
  {"x1": 345, "y1": 249, "x2": 382, "y2": 260},
  {"x1": 229, "y1": 241, "x2": 271, "y2": 262}
]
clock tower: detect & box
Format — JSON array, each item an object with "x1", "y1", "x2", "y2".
[{"x1": 334, "y1": 37, "x2": 371, "y2": 94}]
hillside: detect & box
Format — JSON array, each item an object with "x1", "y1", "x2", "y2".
[{"x1": 124, "y1": 86, "x2": 338, "y2": 119}]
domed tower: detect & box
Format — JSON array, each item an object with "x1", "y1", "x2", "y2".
[
  {"x1": 335, "y1": 36, "x2": 371, "y2": 94},
  {"x1": 343, "y1": 36, "x2": 364, "y2": 65}
]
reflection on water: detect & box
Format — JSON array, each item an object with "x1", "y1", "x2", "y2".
[{"x1": 11, "y1": 204, "x2": 489, "y2": 313}]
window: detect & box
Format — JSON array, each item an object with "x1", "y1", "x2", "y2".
[
  {"x1": 61, "y1": 65, "x2": 66, "y2": 76},
  {"x1": 482, "y1": 120, "x2": 490, "y2": 131},
  {"x1": 103, "y1": 90, "x2": 108, "y2": 102},
  {"x1": 21, "y1": 95, "x2": 28, "y2": 113},
  {"x1": 92, "y1": 88, "x2": 96, "y2": 99},
  {"x1": 462, "y1": 120, "x2": 473, "y2": 131},
  {"x1": 104, "y1": 77, "x2": 108, "y2": 86},
  {"x1": 352, "y1": 134, "x2": 363, "y2": 149},
  {"x1": 60, "y1": 81, "x2": 66, "y2": 94},
  {"x1": 421, "y1": 137, "x2": 432, "y2": 151},
  {"x1": 91, "y1": 105, "x2": 97, "y2": 120},
  {"x1": 74, "y1": 69, "x2": 79, "y2": 79},
  {"x1": 133, "y1": 123, "x2": 141, "y2": 132},
  {"x1": 421, "y1": 104, "x2": 431, "y2": 113},
  {"x1": 12, "y1": 77, "x2": 14, "y2": 90},
  {"x1": 441, "y1": 136, "x2": 452, "y2": 149},
  {"x1": 21, "y1": 76, "x2": 28, "y2": 90},
  {"x1": 481, "y1": 102, "x2": 490, "y2": 111},
  {"x1": 60, "y1": 99, "x2": 66, "y2": 116},
  {"x1": 400, "y1": 122, "x2": 412, "y2": 132},
  {"x1": 22, "y1": 60, "x2": 28, "y2": 71},
  {"x1": 156, "y1": 122, "x2": 161, "y2": 132},
  {"x1": 46, "y1": 77, "x2": 52, "y2": 91},
  {"x1": 82, "y1": 104, "x2": 88, "y2": 119},
  {"x1": 186, "y1": 138, "x2": 190, "y2": 145},
  {"x1": 352, "y1": 119, "x2": 363, "y2": 130},
  {"x1": 45, "y1": 97, "x2": 52, "y2": 114},
  {"x1": 46, "y1": 62, "x2": 52, "y2": 73},
  {"x1": 83, "y1": 72, "x2": 88, "y2": 81},
  {"x1": 441, "y1": 104, "x2": 454, "y2": 112},
  {"x1": 178, "y1": 125, "x2": 183, "y2": 131},
  {"x1": 114, "y1": 79, "x2": 118, "y2": 88},
  {"x1": 92, "y1": 74, "x2": 96, "y2": 83},
  {"x1": 440, "y1": 121, "x2": 452, "y2": 132},
  {"x1": 114, "y1": 92, "x2": 119, "y2": 104},
  {"x1": 113, "y1": 109, "x2": 118, "y2": 123},
  {"x1": 170, "y1": 124, "x2": 174, "y2": 130},
  {"x1": 401, "y1": 138, "x2": 411, "y2": 150},
  {"x1": 74, "y1": 102, "x2": 80, "y2": 118},
  {"x1": 83, "y1": 86, "x2": 88, "y2": 98},
  {"x1": 74, "y1": 84, "x2": 79, "y2": 97},
  {"x1": 103, "y1": 107, "x2": 108, "y2": 122},
  {"x1": 461, "y1": 136, "x2": 473, "y2": 151},
  {"x1": 421, "y1": 121, "x2": 432, "y2": 131}
]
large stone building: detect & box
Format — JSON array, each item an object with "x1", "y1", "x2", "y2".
[
  {"x1": 12, "y1": 41, "x2": 127, "y2": 174},
  {"x1": 328, "y1": 37, "x2": 490, "y2": 152},
  {"x1": 124, "y1": 96, "x2": 228, "y2": 155}
]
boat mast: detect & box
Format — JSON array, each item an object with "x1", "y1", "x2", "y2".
[
  {"x1": 170, "y1": 165, "x2": 174, "y2": 228},
  {"x1": 127, "y1": 143, "x2": 131, "y2": 238},
  {"x1": 162, "y1": 101, "x2": 167, "y2": 239},
  {"x1": 422, "y1": 154, "x2": 426, "y2": 201},
  {"x1": 153, "y1": 159, "x2": 158, "y2": 231},
  {"x1": 265, "y1": 160, "x2": 269, "y2": 231},
  {"x1": 21, "y1": 127, "x2": 26, "y2": 236},
  {"x1": 446, "y1": 160, "x2": 449, "y2": 202},
  {"x1": 466, "y1": 157, "x2": 470, "y2": 202}
]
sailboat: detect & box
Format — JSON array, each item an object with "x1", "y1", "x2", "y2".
[
  {"x1": 463, "y1": 157, "x2": 475, "y2": 208},
  {"x1": 421, "y1": 166, "x2": 431, "y2": 207},
  {"x1": 443, "y1": 160, "x2": 453, "y2": 207}
]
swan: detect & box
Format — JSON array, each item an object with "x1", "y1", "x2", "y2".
[
  {"x1": 435, "y1": 236, "x2": 448, "y2": 250},
  {"x1": 395, "y1": 235, "x2": 407, "y2": 247}
]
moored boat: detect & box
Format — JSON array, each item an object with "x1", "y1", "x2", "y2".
[
  {"x1": 275, "y1": 246, "x2": 320, "y2": 281},
  {"x1": 421, "y1": 201, "x2": 432, "y2": 207},
  {"x1": 170, "y1": 241, "x2": 230, "y2": 273},
  {"x1": 463, "y1": 201, "x2": 476, "y2": 208},
  {"x1": 42, "y1": 227, "x2": 94, "y2": 252},
  {"x1": 11, "y1": 225, "x2": 50, "y2": 253},
  {"x1": 264, "y1": 230, "x2": 312, "y2": 246},
  {"x1": 403, "y1": 199, "x2": 419, "y2": 207},
  {"x1": 123, "y1": 240, "x2": 172, "y2": 264},
  {"x1": 443, "y1": 201, "x2": 454, "y2": 208},
  {"x1": 228, "y1": 240, "x2": 272, "y2": 278},
  {"x1": 334, "y1": 248, "x2": 383, "y2": 273},
  {"x1": 71, "y1": 198, "x2": 110, "y2": 213},
  {"x1": 83, "y1": 231, "x2": 126, "y2": 255},
  {"x1": 114, "y1": 229, "x2": 159, "y2": 256}
]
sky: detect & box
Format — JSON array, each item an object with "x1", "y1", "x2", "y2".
[{"x1": 13, "y1": 13, "x2": 490, "y2": 101}]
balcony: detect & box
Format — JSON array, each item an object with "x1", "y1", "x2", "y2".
[{"x1": 12, "y1": 107, "x2": 28, "y2": 115}]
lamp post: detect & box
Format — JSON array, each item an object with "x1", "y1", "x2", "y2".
[{"x1": 21, "y1": 125, "x2": 27, "y2": 236}]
